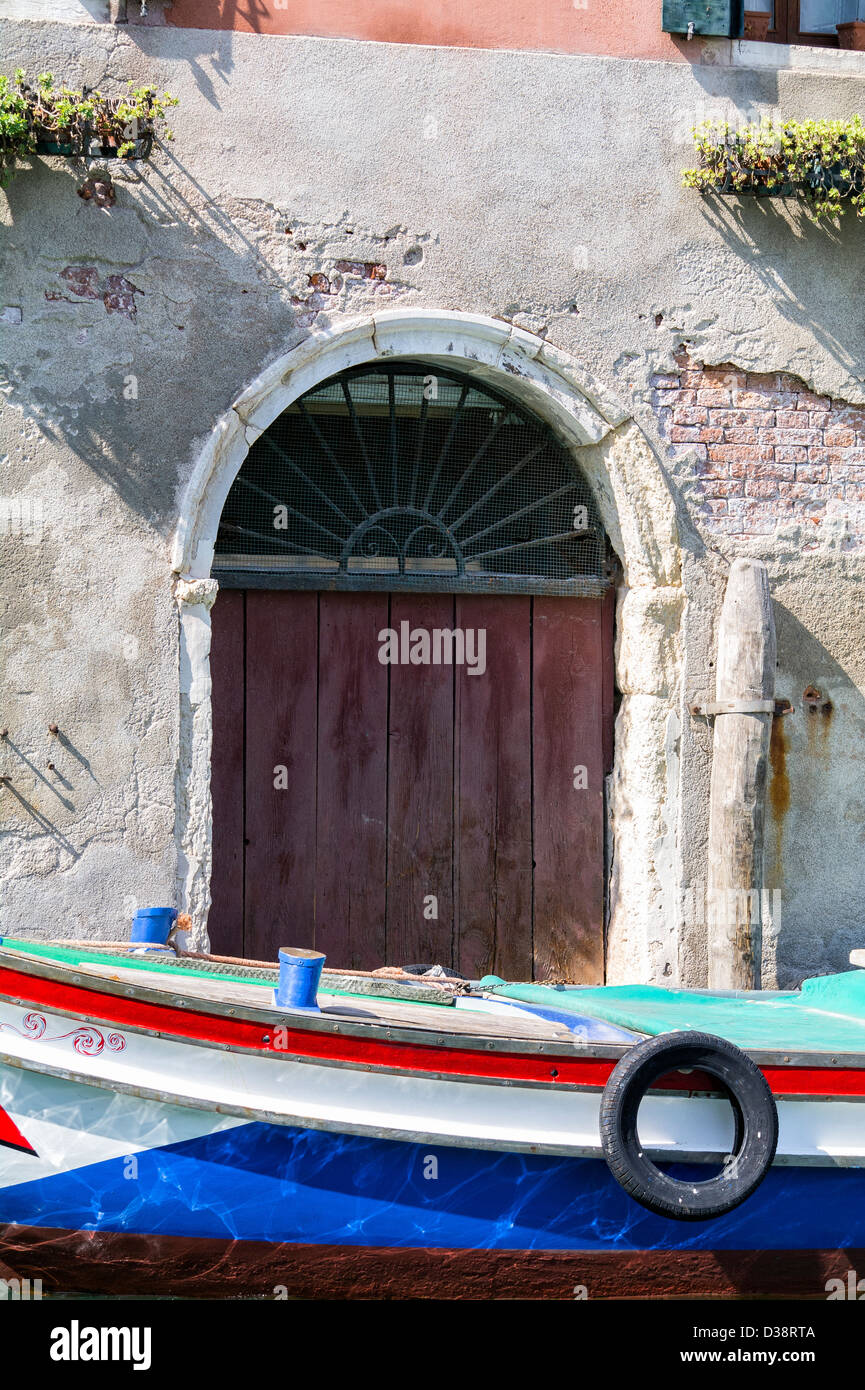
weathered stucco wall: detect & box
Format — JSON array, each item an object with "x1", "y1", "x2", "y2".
[
  {"x1": 1, "y1": 17, "x2": 864, "y2": 983},
  {"x1": 0, "y1": 0, "x2": 722, "y2": 62}
]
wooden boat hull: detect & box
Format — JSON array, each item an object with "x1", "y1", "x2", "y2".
[
  {"x1": 3, "y1": 951, "x2": 865, "y2": 1297},
  {"x1": 3, "y1": 1093, "x2": 865, "y2": 1299},
  {"x1": 3, "y1": 1226, "x2": 865, "y2": 1300}
]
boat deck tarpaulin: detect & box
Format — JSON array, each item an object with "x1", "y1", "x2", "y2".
[{"x1": 484, "y1": 971, "x2": 865, "y2": 1054}]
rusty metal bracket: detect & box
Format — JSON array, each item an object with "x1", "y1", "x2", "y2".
[{"x1": 689, "y1": 697, "x2": 793, "y2": 718}]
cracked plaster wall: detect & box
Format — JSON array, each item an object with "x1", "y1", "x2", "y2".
[{"x1": 1, "y1": 19, "x2": 864, "y2": 983}]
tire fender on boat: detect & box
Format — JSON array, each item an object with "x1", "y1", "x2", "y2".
[{"x1": 599, "y1": 1031, "x2": 779, "y2": 1222}]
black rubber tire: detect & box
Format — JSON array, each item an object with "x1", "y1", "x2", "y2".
[{"x1": 599, "y1": 1031, "x2": 778, "y2": 1222}]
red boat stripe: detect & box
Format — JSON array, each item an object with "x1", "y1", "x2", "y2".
[
  {"x1": 0, "y1": 1103, "x2": 36, "y2": 1156},
  {"x1": 1, "y1": 965, "x2": 863, "y2": 1097}
]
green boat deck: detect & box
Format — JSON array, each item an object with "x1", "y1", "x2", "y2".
[
  {"x1": 6, "y1": 935, "x2": 865, "y2": 1052},
  {"x1": 0, "y1": 937, "x2": 450, "y2": 1008},
  {"x1": 483, "y1": 972, "x2": 865, "y2": 1053}
]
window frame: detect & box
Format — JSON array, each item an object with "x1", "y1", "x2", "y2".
[
  {"x1": 758, "y1": 0, "x2": 841, "y2": 45},
  {"x1": 212, "y1": 361, "x2": 610, "y2": 599}
]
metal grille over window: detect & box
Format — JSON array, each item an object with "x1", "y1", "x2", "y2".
[{"x1": 213, "y1": 363, "x2": 607, "y2": 595}]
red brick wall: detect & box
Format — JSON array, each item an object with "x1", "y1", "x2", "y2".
[{"x1": 652, "y1": 350, "x2": 865, "y2": 543}]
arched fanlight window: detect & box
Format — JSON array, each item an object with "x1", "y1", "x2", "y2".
[{"x1": 213, "y1": 362, "x2": 607, "y2": 594}]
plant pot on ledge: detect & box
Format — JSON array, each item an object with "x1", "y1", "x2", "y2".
[
  {"x1": 838, "y1": 20, "x2": 865, "y2": 49},
  {"x1": 1, "y1": 73, "x2": 177, "y2": 187},
  {"x1": 34, "y1": 132, "x2": 154, "y2": 160},
  {"x1": 34, "y1": 140, "x2": 74, "y2": 157},
  {"x1": 744, "y1": 10, "x2": 771, "y2": 41}
]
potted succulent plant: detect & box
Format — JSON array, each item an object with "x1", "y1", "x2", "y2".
[
  {"x1": 0, "y1": 69, "x2": 176, "y2": 185},
  {"x1": 683, "y1": 116, "x2": 865, "y2": 220},
  {"x1": 0, "y1": 71, "x2": 32, "y2": 180}
]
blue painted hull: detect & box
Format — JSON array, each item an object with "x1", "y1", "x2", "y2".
[{"x1": 1, "y1": 1121, "x2": 861, "y2": 1253}]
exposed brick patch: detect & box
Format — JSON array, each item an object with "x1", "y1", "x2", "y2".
[
  {"x1": 77, "y1": 176, "x2": 116, "y2": 209},
  {"x1": 333, "y1": 260, "x2": 387, "y2": 281},
  {"x1": 58, "y1": 266, "x2": 100, "y2": 301},
  {"x1": 290, "y1": 262, "x2": 395, "y2": 329},
  {"x1": 102, "y1": 275, "x2": 144, "y2": 320},
  {"x1": 652, "y1": 349, "x2": 865, "y2": 542},
  {"x1": 45, "y1": 266, "x2": 143, "y2": 321}
]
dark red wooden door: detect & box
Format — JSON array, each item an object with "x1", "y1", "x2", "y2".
[{"x1": 209, "y1": 589, "x2": 612, "y2": 982}]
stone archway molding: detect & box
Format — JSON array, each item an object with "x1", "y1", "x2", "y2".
[{"x1": 172, "y1": 309, "x2": 684, "y2": 984}]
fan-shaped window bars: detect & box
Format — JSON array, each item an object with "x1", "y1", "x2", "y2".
[{"x1": 213, "y1": 362, "x2": 607, "y2": 595}]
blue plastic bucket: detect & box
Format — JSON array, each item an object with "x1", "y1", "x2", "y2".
[
  {"x1": 131, "y1": 907, "x2": 177, "y2": 945},
  {"x1": 274, "y1": 947, "x2": 326, "y2": 1013}
]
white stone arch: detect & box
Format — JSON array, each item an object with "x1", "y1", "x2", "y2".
[{"x1": 172, "y1": 310, "x2": 684, "y2": 982}]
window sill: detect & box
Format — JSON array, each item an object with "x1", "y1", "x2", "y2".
[{"x1": 727, "y1": 36, "x2": 865, "y2": 74}]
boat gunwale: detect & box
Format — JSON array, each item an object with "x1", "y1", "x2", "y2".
[
  {"x1": 0, "y1": 989, "x2": 625, "y2": 1093},
  {"x1": 0, "y1": 948, "x2": 601, "y2": 1057},
  {"x1": 4, "y1": 948, "x2": 865, "y2": 1074}
]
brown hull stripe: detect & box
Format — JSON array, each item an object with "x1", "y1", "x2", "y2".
[{"x1": 0, "y1": 1226, "x2": 859, "y2": 1299}]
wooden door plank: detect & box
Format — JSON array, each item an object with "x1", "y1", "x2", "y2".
[
  {"x1": 602, "y1": 583, "x2": 616, "y2": 778},
  {"x1": 208, "y1": 589, "x2": 245, "y2": 957},
  {"x1": 386, "y1": 594, "x2": 455, "y2": 968},
  {"x1": 244, "y1": 591, "x2": 318, "y2": 963},
  {"x1": 532, "y1": 596, "x2": 605, "y2": 984},
  {"x1": 316, "y1": 592, "x2": 389, "y2": 970},
  {"x1": 455, "y1": 596, "x2": 533, "y2": 981}
]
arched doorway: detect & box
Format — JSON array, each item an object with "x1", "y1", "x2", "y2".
[{"x1": 208, "y1": 360, "x2": 614, "y2": 981}]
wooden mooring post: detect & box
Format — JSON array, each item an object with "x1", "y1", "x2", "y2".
[{"x1": 704, "y1": 559, "x2": 776, "y2": 991}]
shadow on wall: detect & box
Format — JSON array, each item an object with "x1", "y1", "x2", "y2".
[
  {"x1": 106, "y1": 4, "x2": 239, "y2": 104},
  {"x1": 675, "y1": 60, "x2": 865, "y2": 390},
  {"x1": 124, "y1": 0, "x2": 498, "y2": 105},
  {"x1": 698, "y1": 197, "x2": 864, "y2": 389},
  {"x1": 766, "y1": 598, "x2": 865, "y2": 989},
  {"x1": 155, "y1": 21, "x2": 237, "y2": 109},
  {"x1": 686, "y1": 57, "x2": 781, "y2": 112},
  {"x1": 0, "y1": 149, "x2": 349, "y2": 527}
]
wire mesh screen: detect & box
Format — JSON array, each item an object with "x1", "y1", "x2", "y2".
[{"x1": 213, "y1": 362, "x2": 607, "y2": 595}]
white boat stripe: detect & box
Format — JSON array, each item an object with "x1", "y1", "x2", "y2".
[{"x1": 1, "y1": 1000, "x2": 865, "y2": 1171}]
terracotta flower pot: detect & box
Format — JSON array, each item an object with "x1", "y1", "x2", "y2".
[
  {"x1": 744, "y1": 10, "x2": 771, "y2": 41},
  {"x1": 838, "y1": 20, "x2": 865, "y2": 49}
]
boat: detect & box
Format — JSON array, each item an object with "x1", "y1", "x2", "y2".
[{"x1": 2, "y1": 931, "x2": 865, "y2": 1299}]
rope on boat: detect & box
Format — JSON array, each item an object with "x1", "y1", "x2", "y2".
[{"x1": 44, "y1": 941, "x2": 468, "y2": 997}]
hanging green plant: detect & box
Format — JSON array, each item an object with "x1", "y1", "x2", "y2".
[
  {"x1": 683, "y1": 117, "x2": 865, "y2": 220},
  {"x1": 0, "y1": 70, "x2": 178, "y2": 186}
]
